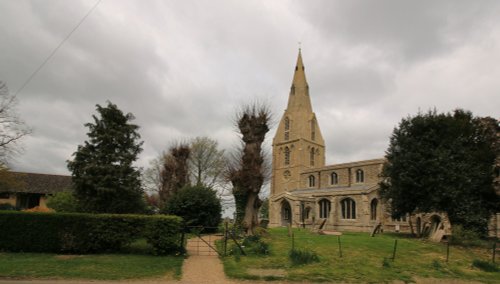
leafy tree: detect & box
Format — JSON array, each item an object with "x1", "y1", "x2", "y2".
[
  {"x1": 67, "y1": 102, "x2": 145, "y2": 214},
  {"x1": 163, "y1": 185, "x2": 221, "y2": 228},
  {"x1": 229, "y1": 104, "x2": 271, "y2": 235},
  {"x1": 0, "y1": 81, "x2": 31, "y2": 164},
  {"x1": 46, "y1": 191, "x2": 78, "y2": 213},
  {"x1": 380, "y1": 109, "x2": 499, "y2": 235}
]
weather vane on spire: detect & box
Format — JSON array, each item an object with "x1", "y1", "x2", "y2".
[{"x1": 298, "y1": 41, "x2": 302, "y2": 51}]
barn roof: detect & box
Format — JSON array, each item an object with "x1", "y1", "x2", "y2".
[{"x1": 4, "y1": 172, "x2": 73, "y2": 194}]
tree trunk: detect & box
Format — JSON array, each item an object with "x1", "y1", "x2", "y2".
[{"x1": 242, "y1": 192, "x2": 259, "y2": 235}]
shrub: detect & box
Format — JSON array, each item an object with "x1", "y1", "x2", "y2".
[
  {"x1": 46, "y1": 191, "x2": 78, "y2": 213},
  {"x1": 382, "y1": 257, "x2": 391, "y2": 268},
  {"x1": 22, "y1": 206, "x2": 54, "y2": 212},
  {"x1": 0, "y1": 211, "x2": 182, "y2": 254},
  {"x1": 0, "y1": 203, "x2": 17, "y2": 211},
  {"x1": 163, "y1": 185, "x2": 221, "y2": 230},
  {"x1": 241, "y1": 235, "x2": 269, "y2": 255},
  {"x1": 472, "y1": 259, "x2": 499, "y2": 272},
  {"x1": 144, "y1": 215, "x2": 183, "y2": 255},
  {"x1": 67, "y1": 214, "x2": 145, "y2": 252},
  {"x1": 289, "y1": 248, "x2": 320, "y2": 265},
  {"x1": 431, "y1": 259, "x2": 442, "y2": 270},
  {"x1": 450, "y1": 225, "x2": 488, "y2": 247}
]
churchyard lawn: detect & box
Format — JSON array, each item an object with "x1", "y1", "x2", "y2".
[{"x1": 222, "y1": 227, "x2": 499, "y2": 283}]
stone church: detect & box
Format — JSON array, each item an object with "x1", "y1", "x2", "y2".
[{"x1": 268, "y1": 50, "x2": 500, "y2": 238}]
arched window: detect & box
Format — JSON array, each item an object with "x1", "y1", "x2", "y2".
[
  {"x1": 331, "y1": 172, "x2": 338, "y2": 185},
  {"x1": 308, "y1": 175, "x2": 315, "y2": 187},
  {"x1": 284, "y1": 147, "x2": 290, "y2": 165},
  {"x1": 355, "y1": 169, "x2": 364, "y2": 183},
  {"x1": 310, "y1": 147, "x2": 315, "y2": 166},
  {"x1": 341, "y1": 198, "x2": 356, "y2": 219},
  {"x1": 319, "y1": 199, "x2": 331, "y2": 219},
  {"x1": 370, "y1": 199, "x2": 378, "y2": 221},
  {"x1": 311, "y1": 120, "x2": 316, "y2": 141}
]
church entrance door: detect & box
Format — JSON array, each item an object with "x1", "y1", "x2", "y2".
[{"x1": 281, "y1": 200, "x2": 292, "y2": 226}]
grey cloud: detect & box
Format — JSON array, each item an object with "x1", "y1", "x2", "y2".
[
  {"x1": 0, "y1": 0, "x2": 498, "y2": 178},
  {"x1": 295, "y1": 0, "x2": 500, "y2": 64}
]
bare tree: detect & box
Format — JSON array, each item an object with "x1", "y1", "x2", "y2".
[
  {"x1": 189, "y1": 136, "x2": 227, "y2": 188},
  {"x1": 188, "y1": 136, "x2": 234, "y2": 211},
  {"x1": 142, "y1": 156, "x2": 164, "y2": 194},
  {"x1": 229, "y1": 104, "x2": 271, "y2": 235},
  {"x1": 0, "y1": 81, "x2": 31, "y2": 164}
]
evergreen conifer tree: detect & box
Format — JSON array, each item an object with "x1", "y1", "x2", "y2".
[{"x1": 67, "y1": 102, "x2": 145, "y2": 213}]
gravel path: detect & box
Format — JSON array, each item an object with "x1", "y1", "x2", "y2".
[{"x1": 181, "y1": 234, "x2": 236, "y2": 283}]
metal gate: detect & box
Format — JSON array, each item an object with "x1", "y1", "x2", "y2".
[
  {"x1": 185, "y1": 226, "x2": 222, "y2": 256},
  {"x1": 183, "y1": 225, "x2": 246, "y2": 257}
]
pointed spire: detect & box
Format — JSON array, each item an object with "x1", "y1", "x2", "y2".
[
  {"x1": 287, "y1": 49, "x2": 312, "y2": 112},
  {"x1": 292, "y1": 48, "x2": 307, "y2": 87}
]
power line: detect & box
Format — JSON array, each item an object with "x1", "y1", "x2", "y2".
[{"x1": 14, "y1": 0, "x2": 102, "y2": 96}]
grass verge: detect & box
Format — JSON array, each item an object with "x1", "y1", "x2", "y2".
[
  {"x1": 220, "y1": 227, "x2": 499, "y2": 283},
  {"x1": 0, "y1": 239, "x2": 183, "y2": 280}
]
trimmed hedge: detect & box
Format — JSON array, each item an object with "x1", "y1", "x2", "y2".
[{"x1": 0, "y1": 211, "x2": 182, "y2": 255}]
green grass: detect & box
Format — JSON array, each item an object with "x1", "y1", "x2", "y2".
[
  {"x1": 221, "y1": 227, "x2": 499, "y2": 283},
  {"x1": 0, "y1": 239, "x2": 184, "y2": 280}
]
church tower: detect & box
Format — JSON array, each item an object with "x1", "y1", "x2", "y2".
[{"x1": 271, "y1": 50, "x2": 325, "y2": 196}]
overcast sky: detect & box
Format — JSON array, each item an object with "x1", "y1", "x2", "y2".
[{"x1": 1, "y1": 0, "x2": 499, "y2": 178}]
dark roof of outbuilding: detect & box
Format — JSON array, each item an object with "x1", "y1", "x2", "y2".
[{"x1": 6, "y1": 172, "x2": 73, "y2": 194}]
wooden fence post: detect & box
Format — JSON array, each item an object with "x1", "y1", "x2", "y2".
[
  {"x1": 493, "y1": 242, "x2": 497, "y2": 264},
  {"x1": 446, "y1": 241, "x2": 450, "y2": 263},
  {"x1": 224, "y1": 222, "x2": 228, "y2": 256},
  {"x1": 392, "y1": 239, "x2": 398, "y2": 261},
  {"x1": 337, "y1": 235, "x2": 342, "y2": 258}
]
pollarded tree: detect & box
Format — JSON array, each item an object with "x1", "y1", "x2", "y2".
[
  {"x1": 67, "y1": 102, "x2": 145, "y2": 214},
  {"x1": 142, "y1": 144, "x2": 190, "y2": 208},
  {"x1": 143, "y1": 137, "x2": 230, "y2": 207},
  {"x1": 229, "y1": 105, "x2": 271, "y2": 235},
  {"x1": 380, "y1": 109, "x2": 499, "y2": 235}
]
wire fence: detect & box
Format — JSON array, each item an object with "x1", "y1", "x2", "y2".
[{"x1": 285, "y1": 228, "x2": 498, "y2": 264}]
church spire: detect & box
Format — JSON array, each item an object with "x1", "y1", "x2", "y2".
[
  {"x1": 292, "y1": 48, "x2": 307, "y2": 86},
  {"x1": 287, "y1": 49, "x2": 312, "y2": 112}
]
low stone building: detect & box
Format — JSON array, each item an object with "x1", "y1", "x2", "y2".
[
  {"x1": 0, "y1": 172, "x2": 72, "y2": 209},
  {"x1": 269, "y1": 50, "x2": 499, "y2": 238}
]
